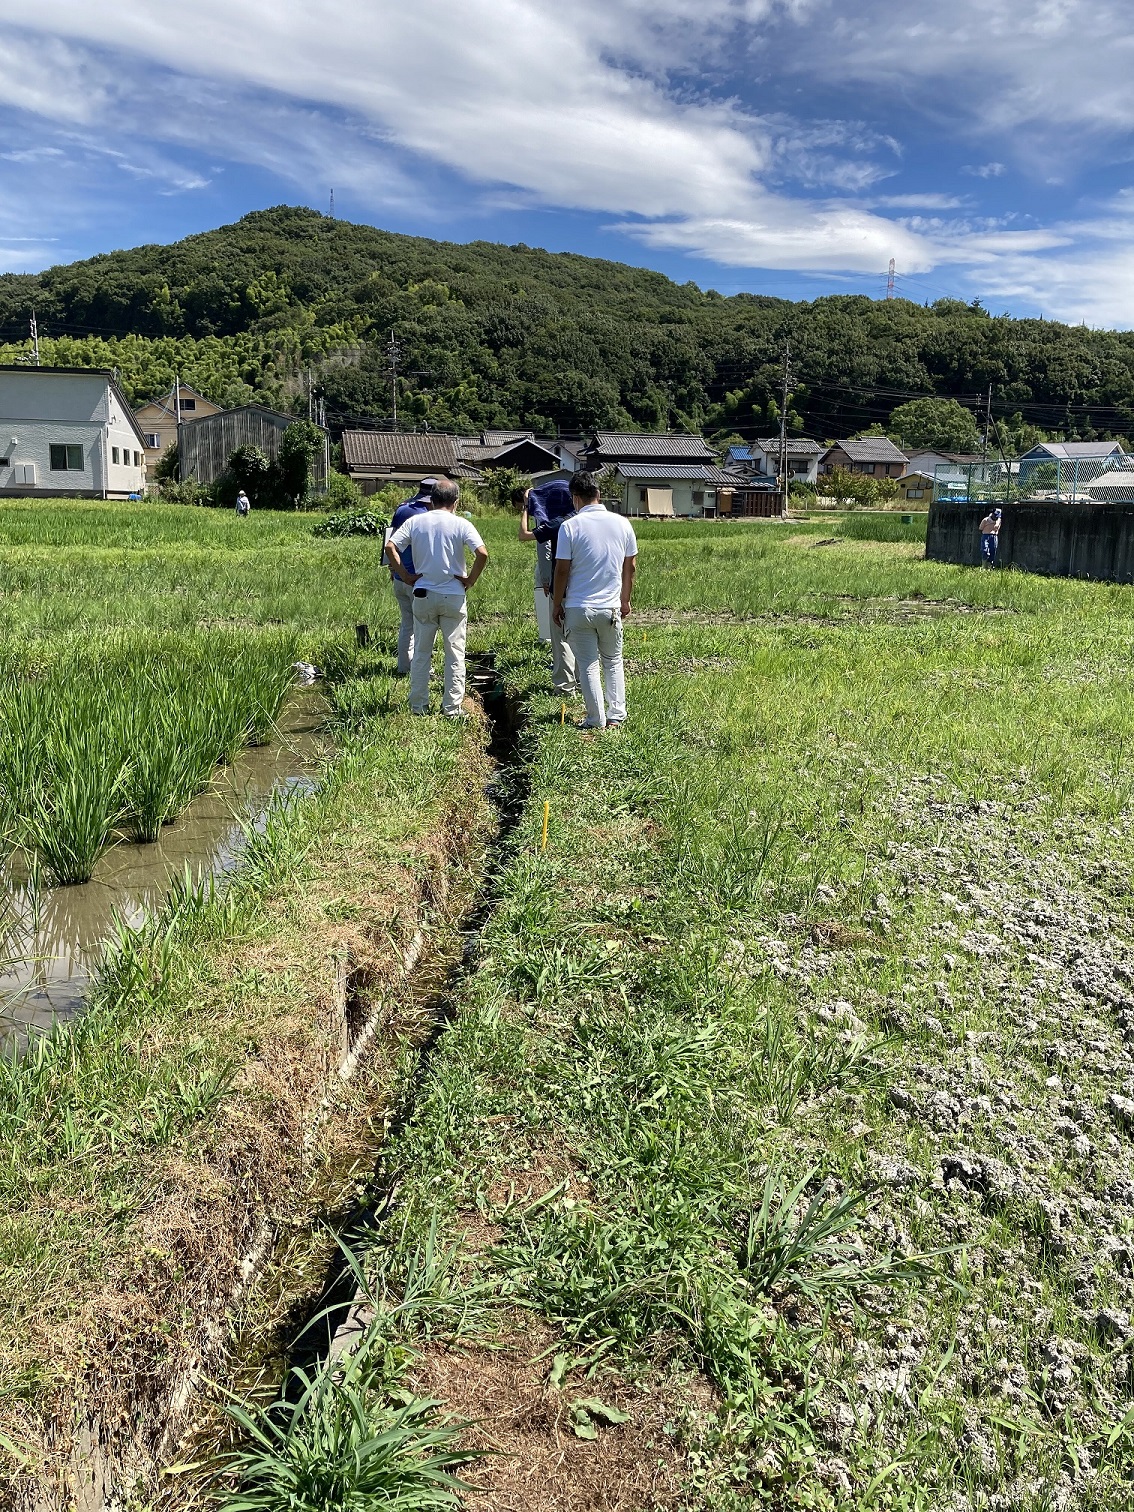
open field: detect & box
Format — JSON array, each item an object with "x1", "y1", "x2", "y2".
[{"x1": 0, "y1": 501, "x2": 1132, "y2": 1509}]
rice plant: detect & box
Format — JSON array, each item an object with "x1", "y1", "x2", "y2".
[{"x1": 0, "y1": 630, "x2": 302, "y2": 879}]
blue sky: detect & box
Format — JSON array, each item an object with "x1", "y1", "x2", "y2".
[{"x1": 1, "y1": 1, "x2": 1134, "y2": 325}]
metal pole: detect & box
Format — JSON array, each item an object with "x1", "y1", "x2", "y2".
[
  {"x1": 778, "y1": 339, "x2": 792, "y2": 517},
  {"x1": 30, "y1": 310, "x2": 39, "y2": 366}
]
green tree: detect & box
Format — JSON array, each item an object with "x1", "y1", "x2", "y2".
[
  {"x1": 154, "y1": 441, "x2": 179, "y2": 484},
  {"x1": 888, "y1": 397, "x2": 980, "y2": 453},
  {"x1": 479, "y1": 465, "x2": 531, "y2": 511},
  {"x1": 220, "y1": 444, "x2": 271, "y2": 508},
  {"x1": 273, "y1": 422, "x2": 325, "y2": 508}
]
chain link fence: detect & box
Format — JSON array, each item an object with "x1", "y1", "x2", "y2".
[{"x1": 933, "y1": 455, "x2": 1134, "y2": 506}]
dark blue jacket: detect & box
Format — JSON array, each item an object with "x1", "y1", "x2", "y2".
[
  {"x1": 388, "y1": 496, "x2": 430, "y2": 577},
  {"x1": 528, "y1": 481, "x2": 574, "y2": 545}
]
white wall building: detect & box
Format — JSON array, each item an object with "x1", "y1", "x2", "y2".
[{"x1": 0, "y1": 366, "x2": 148, "y2": 499}]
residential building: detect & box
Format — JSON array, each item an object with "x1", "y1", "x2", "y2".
[
  {"x1": 1086, "y1": 470, "x2": 1134, "y2": 504},
  {"x1": 134, "y1": 384, "x2": 223, "y2": 474},
  {"x1": 0, "y1": 366, "x2": 147, "y2": 498},
  {"x1": 580, "y1": 431, "x2": 730, "y2": 517},
  {"x1": 750, "y1": 438, "x2": 823, "y2": 486},
  {"x1": 456, "y1": 432, "x2": 561, "y2": 476},
  {"x1": 340, "y1": 429, "x2": 562, "y2": 494},
  {"x1": 903, "y1": 450, "x2": 986, "y2": 477},
  {"x1": 179, "y1": 405, "x2": 329, "y2": 491},
  {"x1": 820, "y1": 438, "x2": 908, "y2": 478},
  {"x1": 895, "y1": 471, "x2": 935, "y2": 504},
  {"x1": 1018, "y1": 440, "x2": 1129, "y2": 494}
]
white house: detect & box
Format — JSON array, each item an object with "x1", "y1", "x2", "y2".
[
  {"x1": 580, "y1": 432, "x2": 731, "y2": 517},
  {"x1": 0, "y1": 367, "x2": 148, "y2": 498}
]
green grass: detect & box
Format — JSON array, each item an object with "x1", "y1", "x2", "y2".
[{"x1": 0, "y1": 499, "x2": 1132, "y2": 1508}]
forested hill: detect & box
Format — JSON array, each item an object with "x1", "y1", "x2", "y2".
[{"x1": 1, "y1": 203, "x2": 1133, "y2": 448}]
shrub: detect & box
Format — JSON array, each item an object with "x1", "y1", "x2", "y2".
[
  {"x1": 322, "y1": 471, "x2": 364, "y2": 512},
  {"x1": 156, "y1": 478, "x2": 212, "y2": 507},
  {"x1": 312, "y1": 509, "x2": 388, "y2": 539}
]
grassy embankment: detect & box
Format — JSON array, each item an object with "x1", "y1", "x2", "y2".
[{"x1": 213, "y1": 513, "x2": 1134, "y2": 1511}]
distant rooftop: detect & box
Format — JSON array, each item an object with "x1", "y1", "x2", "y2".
[
  {"x1": 589, "y1": 431, "x2": 715, "y2": 460},
  {"x1": 828, "y1": 438, "x2": 909, "y2": 463},
  {"x1": 617, "y1": 462, "x2": 736, "y2": 483},
  {"x1": 754, "y1": 437, "x2": 824, "y2": 456}
]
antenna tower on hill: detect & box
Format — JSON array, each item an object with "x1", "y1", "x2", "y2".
[
  {"x1": 329, "y1": 189, "x2": 335, "y2": 218},
  {"x1": 886, "y1": 258, "x2": 896, "y2": 300}
]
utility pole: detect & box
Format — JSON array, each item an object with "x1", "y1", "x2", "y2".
[
  {"x1": 386, "y1": 328, "x2": 402, "y2": 429},
  {"x1": 29, "y1": 310, "x2": 40, "y2": 366},
  {"x1": 886, "y1": 259, "x2": 896, "y2": 300},
  {"x1": 173, "y1": 373, "x2": 181, "y2": 427},
  {"x1": 981, "y1": 384, "x2": 992, "y2": 469},
  {"x1": 777, "y1": 340, "x2": 794, "y2": 517}
]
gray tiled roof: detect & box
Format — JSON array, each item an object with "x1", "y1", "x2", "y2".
[
  {"x1": 482, "y1": 430, "x2": 534, "y2": 446},
  {"x1": 591, "y1": 432, "x2": 715, "y2": 460},
  {"x1": 616, "y1": 463, "x2": 736, "y2": 483},
  {"x1": 755, "y1": 438, "x2": 823, "y2": 456},
  {"x1": 342, "y1": 432, "x2": 462, "y2": 469},
  {"x1": 828, "y1": 438, "x2": 909, "y2": 463}
]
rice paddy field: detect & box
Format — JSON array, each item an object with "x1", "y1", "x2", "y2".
[{"x1": 0, "y1": 499, "x2": 1133, "y2": 1511}]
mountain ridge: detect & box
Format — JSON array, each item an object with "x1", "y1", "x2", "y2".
[{"x1": 0, "y1": 205, "x2": 1131, "y2": 446}]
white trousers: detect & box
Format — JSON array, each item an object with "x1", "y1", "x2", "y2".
[
  {"x1": 563, "y1": 605, "x2": 625, "y2": 727},
  {"x1": 409, "y1": 590, "x2": 468, "y2": 717},
  {"x1": 391, "y1": 577, "x2": 416, "y2": 675}
]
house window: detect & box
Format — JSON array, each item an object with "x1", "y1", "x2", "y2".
[
  {"x1": 49, "y1": 444, "x2": 84, "y2": 471},
  {"x1": 134, "y1": 451, "x2": 142, "y2": 467},
  {"x1": 908, "y1": 488, "x2": 924, "y2": 499},
  {"x1": 639, "y1": 487, "x2": 648, "y2": 503},
  {"x1": 112, "y1": 446, "x2": 120, "y2": 464},
  {"x1": 145, "y1": 432, "x2": 161, "y2": 449},
  {"x1": 179, "y1": 397, "x2": 195, "y2": 411}
]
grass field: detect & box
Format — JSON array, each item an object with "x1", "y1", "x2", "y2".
[{"x1": 0, "y1": 500, "x2": 1132, "y2": 1510}]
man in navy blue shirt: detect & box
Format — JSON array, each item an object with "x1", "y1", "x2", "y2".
[{"x1": 386, "y1": 477, "x2": 435, "y2": 675}]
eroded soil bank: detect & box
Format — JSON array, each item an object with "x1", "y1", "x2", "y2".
[{"x1": 0, "y1": 667, "x2": 496, "y2": 1511}]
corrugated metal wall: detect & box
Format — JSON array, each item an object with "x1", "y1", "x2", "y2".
[{"x1": 179, "y1": 409, "x2": 329, "y2": 491}]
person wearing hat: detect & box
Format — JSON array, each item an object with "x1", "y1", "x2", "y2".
[
  {"x1": 516, "y1": 479, "x2": 578, "y2": 698},
  {"x1": 979, "y1": 504, "x2": 1002, "y2": 567},
  {"x1": 385, "y1": 478, "x2": 436, "y2": 674}
]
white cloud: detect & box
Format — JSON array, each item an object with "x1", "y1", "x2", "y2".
[
  {"x1": 0, "y1": 1, "x2": 1131, "y2": 320},
  {"x1": 0, "y1": 2, "x2": 928, "y2": 273}
]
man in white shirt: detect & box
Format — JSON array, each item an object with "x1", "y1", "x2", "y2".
[
  {"x1": 386, "y1": 479, "x2": 489, "y2": 717},
  {"x1": 552, "y1": 471, "x2": 638, "y2": 730}
]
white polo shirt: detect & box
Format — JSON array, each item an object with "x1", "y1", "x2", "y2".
[
  {"x1": 555, "y1": 505, "x2": 638, "y2": 610},
  {"x1": 390, "y1": 510, "x2": 485, "y2": 597}
]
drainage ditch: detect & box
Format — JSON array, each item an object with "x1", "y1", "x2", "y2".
[{"x1": 228, "y1": 648, "x2": 528, "y2": 1409}]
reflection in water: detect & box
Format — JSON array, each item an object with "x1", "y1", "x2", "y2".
[{"x1": 0, "y1": 693, "x2": 327, "y2": 1041}]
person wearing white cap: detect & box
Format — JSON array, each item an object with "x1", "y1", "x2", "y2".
[{"x1": 385, "y1": 478, "x2": 436, "y2": 674}]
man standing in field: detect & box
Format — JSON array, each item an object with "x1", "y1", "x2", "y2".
[
  {"x1": 386, "y1": 479, "x2": 488, "y2": 718},
  {"x1": 517, "y1": 479, "x2": 578, "y2": 698},
  {"x1": 979, "y1": 505, "x2": 1001, "y2": 567},
  {"x1": 385, "y1": 477, "x2": 436, "y2": 676},
  {"x1": 552, "y1": 471, "x2": 637, "y2": 731}
]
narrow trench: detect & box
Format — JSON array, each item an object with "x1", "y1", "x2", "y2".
[{"x1": 281, "y1": 649, "x2": 529, "y2": 1388}]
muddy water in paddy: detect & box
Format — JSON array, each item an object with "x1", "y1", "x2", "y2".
[{"x1": 0, "y1": 692, "x2": 328, "y2": 1042}]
